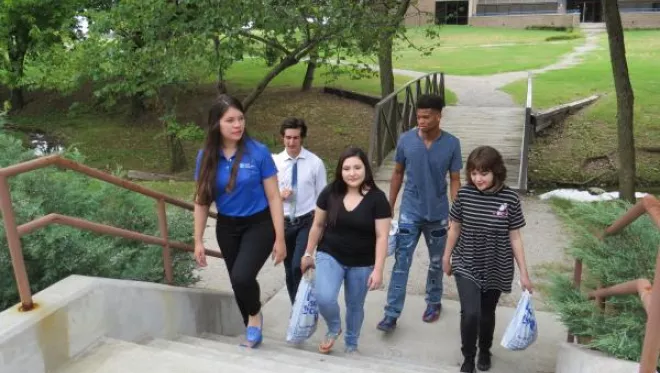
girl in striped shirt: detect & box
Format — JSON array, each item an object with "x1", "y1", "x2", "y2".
[{"x1": 442, "y1": 146, "x2": 533, "y2": 373}]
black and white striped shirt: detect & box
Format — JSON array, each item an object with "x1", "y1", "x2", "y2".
[{"x1": 449, "y1": 184, "x2": 526, "y2": 293}]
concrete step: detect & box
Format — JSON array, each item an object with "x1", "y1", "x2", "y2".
[
  {"x1": 203, "y1": 332, "x2": 446, "y2": 373},
  {"x1": 58, "y1": 338, "x2": 274, "y2": 373},
  {"x1": 147, "y1": 335, "x2": 448, "y2": 373},
  {"x1": 146, "y1": 337, "x2": 395, "y2": 373},
  {"x1": 260, "y1": 288, "x2": 567, "y2": 373},
  {"x1": 59, "y1": 335, "x2": 452, "y2": 373}
]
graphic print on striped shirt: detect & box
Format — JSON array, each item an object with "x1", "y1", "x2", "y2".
[{"x1": 449, "y1": 184, "x2": 526, "y2": 293}]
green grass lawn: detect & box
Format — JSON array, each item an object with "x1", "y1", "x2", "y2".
[
  {"x1": 138, "y1": 181, "x2": 197, "y2": 201},
  {"x1": 225, "y1": 58, "x2": 458, "y2": 104},
  {"x1": 388, "y1": 25, "x2": 583, "y2": 75},
  {"x1": 502, "y1": 30, "x2": 660, "y2": 187},
  {"x1": 403, "y1": 25, "x2": 579, "y2": 47}
]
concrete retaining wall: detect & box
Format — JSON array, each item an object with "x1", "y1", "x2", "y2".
[
  {"x1": 469, "y1": 14, "x2": 579, "y2": 28},
  {"x1": 622, "y1": 12, "x2": 660, "y2": 29},
  {"x1": 0, "y1": 275, "x2": 243, "y2": 373},
  {"x1": 555, "y1": 342, "x2": 640, "y2": 373}
]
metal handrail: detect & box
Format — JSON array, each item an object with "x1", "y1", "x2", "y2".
[
  {"x1": 0, "y1": 154, "x2": 221, "y2": 312},
  {"x1": 368, "y1": 72, "x2": 445, "y2": 168},
  {"x1": 517, "y1": 72, "x2": 533, "y2": 192},
  {"x1": 568, "y1": 195, "x2": 660, "y2": 373}
]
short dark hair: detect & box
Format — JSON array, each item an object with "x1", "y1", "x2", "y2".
[
  {"x1": 279, "y1": 117, "x2": 307, "y2": 138},
  {"x1": 416, "y1": 94, "x2": 445, "y2": 113},
  {"x1": 465, "y1": 146, "x2": 507, "y2": 190}
]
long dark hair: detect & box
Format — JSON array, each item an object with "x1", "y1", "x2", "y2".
[
  {"x1": 195, "y1": 94, "x2": 249, "y2": 205},
  {"x1": 326, "y1": 147, "x2": 377, "y2": 226}
]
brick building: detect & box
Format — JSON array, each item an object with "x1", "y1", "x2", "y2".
[{"x1": 405, "y1": 0, "x2": 660, "y2": 28}]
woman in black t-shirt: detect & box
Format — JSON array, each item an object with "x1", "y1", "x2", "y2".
[{"x1": 301, "y1": 147, "x2": 392, "y2": 354}]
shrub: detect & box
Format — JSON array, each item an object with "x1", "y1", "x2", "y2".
[
  {"x1": 545, "y1": 34, "x2": 582, "y2": 42},
  {"x1": 0, "y1": 132, "x2": 199, "y2": 311},
  {"x1": 546, "y1": 199, "x2": 659, "y2": 362},
  {"x1": 526, "y1": 25, "x2": 573, "y2": 32}
]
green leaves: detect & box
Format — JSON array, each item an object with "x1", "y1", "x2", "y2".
[{"x1": 0, "y1": 0, "x2": 83, "y2": 86}]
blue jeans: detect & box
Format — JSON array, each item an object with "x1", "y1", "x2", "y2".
[
  {"x1": 384, "y1": 218, "x2": 448, "y2": 318},
  {"x1": 314, "y1": 251, "x2": 372, "y2": 349},
  {"x1": 283, "y1": 213, "x2": 313, "y2": 304}
]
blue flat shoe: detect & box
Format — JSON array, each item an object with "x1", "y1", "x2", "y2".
[{"x1": 241, "y1": 313, "x2": 263, "y2": 348}]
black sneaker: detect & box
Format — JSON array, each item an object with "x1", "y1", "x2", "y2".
[
  {"x1": 460, "y1": 358, "x2": 476, "y2": 373},
  {"x1": 477, "y1": 352, "x2": 492, "y2": 371},
  {"x1": 376, "y1": 316, "x2": 397, "y2": 332}
]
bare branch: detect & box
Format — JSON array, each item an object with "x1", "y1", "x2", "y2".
[
  {"x1": 398, "y1": 31, "x2": 427, "y2": 53},
  {"x1": 237, "y1": 30, "x2": 290, "y2": 54}
]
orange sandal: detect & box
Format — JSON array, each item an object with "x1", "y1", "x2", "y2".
[{"x1": 318, "y1": 329, "x2": 342, "y2": 354}]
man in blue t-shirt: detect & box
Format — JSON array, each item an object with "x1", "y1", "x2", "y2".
[{"x1": 377, "y1": 94, "x2": 462, "y2": 332}]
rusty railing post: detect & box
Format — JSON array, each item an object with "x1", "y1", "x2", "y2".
[
  {"x1": 0, "y1": 176, "x2": 34, "y2": 311},
  {"x1": 157, "y1": 199, "x2": 174, "y2": 285},
  {"x1": 567, "y1": 258, "x2": 583, "y2": 342},
  {"x1": 604, "y1": 198, "x2": 647, "y2": 236},
  {"x1": 638, "y1": 247, "x2": 660, "y2": 373}
]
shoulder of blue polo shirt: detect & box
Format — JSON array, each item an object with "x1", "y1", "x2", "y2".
[{"x1": 245, "y1": 137, "x2": 271, "y2": 155}]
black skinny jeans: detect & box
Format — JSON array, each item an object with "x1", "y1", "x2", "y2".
[
  {"x1": 455, "y1": 274, "x2": 502, "y2": 359},
  {"x1": 283, "y1": 212, "x2": 314, "y2": 304},
  {"x1": 215, "y1": 208, "x2": 275, "y2": 326}
]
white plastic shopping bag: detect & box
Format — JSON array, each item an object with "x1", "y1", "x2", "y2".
[
  {"x1": 388, "y1": 220, "x2": 399, "y2": 257},
  {"x1": 500, "y1": 290, "x2": 538, "y2": 350},
  {"x1": 286, "y1": 270, "x2": 319, "y2": 344}
]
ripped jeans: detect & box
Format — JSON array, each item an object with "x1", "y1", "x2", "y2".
[{"x1": 384, "y1": 217, "x2": 448, "y2": 318}]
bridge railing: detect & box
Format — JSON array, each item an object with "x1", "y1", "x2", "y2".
[
  {"x1": 0, "y1": 154, "x2": 221, "y2": 312},
  {"x1": 518, "y1": 72, "x2": 533, "y2": 192},
  {"x1": 568, "y1": 195, "x2": 660, "y2": 373},
  {"x1": 368, "y1": 72, "x2": 445, "y2": 168}
]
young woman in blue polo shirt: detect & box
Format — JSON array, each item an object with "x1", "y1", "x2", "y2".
[{"x1": 193, "y1": 94, "x2": 286, "y2": 348}]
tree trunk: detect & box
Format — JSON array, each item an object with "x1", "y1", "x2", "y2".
[
  {"x1": 242, "y1": 55, "x2": 299, "y2": 111},
  {"x1": 378, "y1": 36, "x2": 395, "y2": 98},
  {"x1": 7, "y1": 32, "x2": 29, "y2": 111},
  {"x1": 9, "y1": 87, "x2": 24, "y2": 111},
  {"x1": 376, "y1": 0, "x2": 411, "y2": 98},
  {"x1": 301, "y1": 52, "x2": 318, "y2": 91},
  {"x1": 603, "y1": 0, "x2": 636, "y2": 203},
  {"x1": 168, "y1": 134, "x2": 187, "y2": 173},
  {"x1": 130, "y1": 91, "x2": 147, "y2": 119},
  {"x1": 213, "y1": 36, "x2": 227, "y2": 94},
  {"x1": 217, "y1": 78, "x2": 228, "y2": 94}
]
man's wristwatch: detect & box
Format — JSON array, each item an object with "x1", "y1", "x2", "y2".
[{"x1": 303, "y1": 252, "x2": 313, "y2": 259}]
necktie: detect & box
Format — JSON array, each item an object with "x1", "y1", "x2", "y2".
[{"x1": 290, "y1": 159, "x2": 298, "y2": 220}]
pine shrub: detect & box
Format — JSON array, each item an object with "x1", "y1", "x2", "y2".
[{"x1": 547, "y1": 199, "x2": 659, "y2": 362}]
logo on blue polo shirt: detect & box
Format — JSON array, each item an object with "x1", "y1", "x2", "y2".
[{"x1": 239, "y1": 162, "x2": 257, "y2": 170}]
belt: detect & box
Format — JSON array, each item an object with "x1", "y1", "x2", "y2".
[
  {"x1": 285, "y1": 210, "x2": 314, "y2": 225},
  {"x1": 216, "y1": 208, "x2": 271, "y2": 225}
]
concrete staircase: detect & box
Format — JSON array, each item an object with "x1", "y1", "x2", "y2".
[
  {"x1": 53, "y1": 287, "x2": 566, "y2": 373},
  {"x1": 579, "y1": 22, "x2": 606, "y2": 32},
  {"x1": 58, "y1": 334, "x2": 453, "y2": 373}
]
